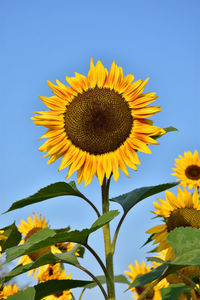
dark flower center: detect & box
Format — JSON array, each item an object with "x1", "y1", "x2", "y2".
[
  {"x1": 167, "y1": 208, "x2": 200, "y2": 232},
  {"x1": 25, "y1": 227, "x2": 42, "y2": 241},
  {"x1": 135, "y1": 285, "x2": 154, "y2": 299},
  {"x1": 185, "y1": 165, "x2": 200, "y2": 180},
  {"x1": 54, "y1": 292, "x2": 64, "y2": 297},
  {"x1": 64, "y1": 87, "x2": 133, "y2": 155},
  {"x1": 25, "y1": 227, "x2": 51, "y2": 261}
]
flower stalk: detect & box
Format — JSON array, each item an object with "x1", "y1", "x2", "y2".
[{"x1": 102, "y1": 177, "x2": 115, "y2": 300}]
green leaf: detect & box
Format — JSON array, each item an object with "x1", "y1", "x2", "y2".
[
  {"x1": 4, "y1": 181, "x2": 86, "y2": 213},
  {"x1": 0, "y1": 223, "x2": 21, "y2": 252},
  {"x1": 34, "y1": 279, "x2": 94, "y2": 300},
  {"x1": 161, "y1": 283, "x2": 192, "y2": 300},
  {"x1": 110, "y1": 182, "x2": 179, "y2": 214},
  {"x1": 84, "y1": 275, "x2": 130, "y2": 289},
  {"x1": 167, "y1": 227, "x2": 200, "y2": 266},
  {"x1": 7, "y1": 280, "x2": 94, "y2": 300},
  {"x1": 5, "y1": 210, "x2": 119, "y2": 264},
  {"x1": 153, "y1": 126, "x2": 178, "y2": 140},
  {"x1": 7, "y1": 287, "x2": 35, "y2": 300},
  {"x1": 4, "y1": 245, "x2": 81, "y2": 282}
]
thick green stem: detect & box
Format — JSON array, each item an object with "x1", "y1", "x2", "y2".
[{"x1": 101, "y1": 177, "x2": 115, "y2": 300}]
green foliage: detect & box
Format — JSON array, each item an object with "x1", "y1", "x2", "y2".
[
  {"x1": 5, "y1": 210, "x2": 119, "y2": 265},
  {"x1": 4, "y1": 181, "x2": 86, "y2": 213},
  {"x1": 110, "y1": 182, "x2": 179, "y2": 214},
  {"x1": 0, "y1": 223, "x2": 21, "y2": 252},
  {"x1": 161, "y1": 283, "x2": 192, "y2": 300},
  {"x1": 167, "y1": 227, "x2": 200, "y2": 266},
  {"x1": 4, "y1": 245, "x2": 81, "y2": 282},
  {"x1": 7, "y1": 280, "x2": 94, "y2": 300}
]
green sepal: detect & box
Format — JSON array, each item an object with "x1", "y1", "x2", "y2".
[{"x1": 153, "y1": 126, "x2": 178, "y2": 140}]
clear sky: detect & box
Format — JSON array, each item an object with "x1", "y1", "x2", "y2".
[{"x1": 1, "y1": 0, "x2": 200, "y2": 299}]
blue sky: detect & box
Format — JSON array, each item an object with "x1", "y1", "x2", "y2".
[{"x1": 1, "y1": 0, "x2": 200, "y2": 299}]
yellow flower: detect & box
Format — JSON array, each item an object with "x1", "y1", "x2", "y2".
[
  {"x1": 37, "y1": 263, "x2": 72, "y2": 300},
  {"x1": 32, "y1": 59, "x2": 165, "y2": 186},
  {"x1": 17, "y1": 213, "x2": 74, "y2": 278},
  {"x1": 0, "y1": 284, "x2": 19, "y2": 299},
  {"x1": 124, "y1": 260, "x2": 168, "y2": 299},
  {"x1": 146, "y1": 187, "x2": 200, "y2": 252},
  {"x1": 0, "y1": 230, "x2": 8, "y2": 256},
  {"x1": 172, "y1": 150, "x2": 200, "y2": 189}
]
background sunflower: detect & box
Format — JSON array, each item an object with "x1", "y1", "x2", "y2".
[{"x1": 172, "y1": 150, "x2": 200, "y2": 189}]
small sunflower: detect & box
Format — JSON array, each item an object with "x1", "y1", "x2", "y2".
[
  {"x1": 172, "y1": 150, "x2": 200, "y2": 189},
  {"x1": 37, "y1": 263, "x2": 72, "y2": 300},
  {"x1": 17, "y1": 213, "x2": 74, "y2": 278},
  {"x1": 146, "y1": 187, "x2": 200, "y2": 252},
  {"x1": 0, "y1": 284, "x2": 19, "y2": 299},
  {"x1": 32, "y1": 59, "x2": 165, "y2": 186},
  {"x1": 0, "y1": 230, "x2": 7, "y2": 256},
  {"x1": 124, "y1": 260, "x2": 167, "y2": 299}
]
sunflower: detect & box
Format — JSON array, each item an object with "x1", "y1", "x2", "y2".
[
  {"x1": 31, "y1": 59, "x2": 165, "y2": 186},
  {"x1": 172, "y1": 150, "x2": 200, "y2": 190},
  {"x1": 37, "y1": 263, "x2": 72, "y2": 300},
  {"x1": 17, "y1": 213, "x2": 74, "y2": 278},
  {"x1": 0, "y1": 230, "x2": 7, "y2": 256},
  {"x1": 146, "y1": 187, "x2": 200, "y2": 252},
  {"x1": 124, "y1": 260, "x2": 168, "y2": 299},
  {"x1": 0, "y1": 284, "x2": 19, "y2": 299}
]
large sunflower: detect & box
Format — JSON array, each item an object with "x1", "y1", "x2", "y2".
[
  {"x1": 146, "y1": 187, "x2": 200, "y2": 252},
  {"x1": 172, "y1": 150, "x2": 200, "y2": 189},
  {"x1": 124, "y1": 260, "x2": 168, "y2": 299},
  {"x1": 0, "y1": 284, "x2": 19, "y2": 299},
  {"x1": 37, "y1": 263, "x2": 72, "y2": 300},
  {"x1": 17, "y1": 213, "x2": 74, "y2": 278},
  {"x1": 32, "y1": 59, "x2": 165, "y2": 186}
]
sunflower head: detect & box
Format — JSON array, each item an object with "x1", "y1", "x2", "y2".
[
  {"x1": 172, "y1": 150, "x2": 200, "y2": 189},
  {"x1": 0, "y1": 284, "x2": 19, "y2": 299},
  {"x1": 146, "y1": 187, "x2": 200, "y2": 251},
  {"x1": 18, "y1": 213, "x2": 51, "y2": 262},
  {"x1": 124, "y1": 260, "x2": 167, "y2": 299},
  {"x1": 17, "y1": 213, "x2": 75, "y2": 278},
  {"x1": 32, "y1": 59, "x2": 165, "y2": 186}
]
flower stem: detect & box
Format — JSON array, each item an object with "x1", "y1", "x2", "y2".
[
  {"x1": 77, "y1": 264, "x2": 108, "y2": 299},
  {"x1": 101, "y1": 177, "x2": 115, "y2": 300}
]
